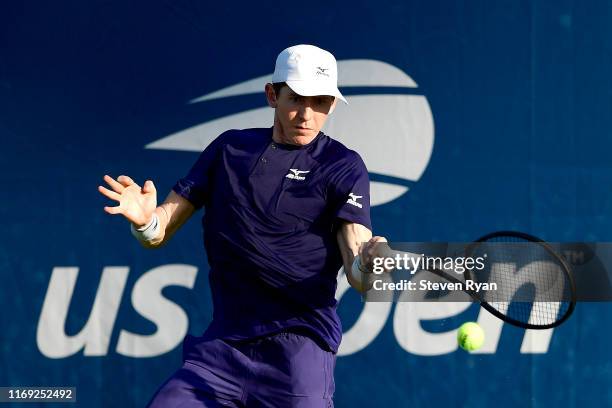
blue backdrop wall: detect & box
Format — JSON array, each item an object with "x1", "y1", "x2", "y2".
[{"x1": 1, "y1": 0, "x2": 612, "y2": 406}]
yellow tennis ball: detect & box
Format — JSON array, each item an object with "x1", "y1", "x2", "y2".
[{"x1": 457, "y1": 322, "x2": 485, "y2": 351}]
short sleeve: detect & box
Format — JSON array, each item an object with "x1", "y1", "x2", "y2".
[
  {"x1": 172, "y1": 132, "x2": 228, "y2": 209},
  {"x1": 328, "y1": 151, "x2": 372, "y2": 230}
]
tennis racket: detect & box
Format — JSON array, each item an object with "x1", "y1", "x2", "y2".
[{"x1": 372, "y1": 231, "x2": 576, "y2": 329}]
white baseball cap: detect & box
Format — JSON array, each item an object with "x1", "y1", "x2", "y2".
[{"x1": 271, "y1": 44, "x2": 347, "y2": 104}]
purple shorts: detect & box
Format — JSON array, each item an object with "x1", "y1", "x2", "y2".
[{"x1": 146, "y1": 331, "x2": 336, "y2": 407}]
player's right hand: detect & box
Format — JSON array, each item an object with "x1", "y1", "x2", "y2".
[
  {"x1": 359, "y1": 236, "x2": 393, "y2": 274},
  {"x1": 98, "y1": 175, "x2": 157, "y2": 228}
]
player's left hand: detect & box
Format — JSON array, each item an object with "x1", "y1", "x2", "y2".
[{"x1": 359, "y1": 236, "x2": 392, "y2": 273}]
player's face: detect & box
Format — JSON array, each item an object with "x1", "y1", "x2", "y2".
[{"x1": 267, "y1": 85, "x2": 336, "y2": 146}]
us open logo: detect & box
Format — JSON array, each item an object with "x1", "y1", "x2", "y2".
[
  {"x1": 38, "y1": 62, "x2": 555, "y2": 361},
  {"x1": 145, "y1": 60, "x2": 435, "y2": 207}
]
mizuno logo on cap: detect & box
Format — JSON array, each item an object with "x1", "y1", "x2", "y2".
[
  {"x1": 316, "y1": 66, "x2": 330, "y2": 77},
  {"x1": 347, "y1": 193, "x2": 363, "y2": 208},
  {"x1": 285, "y1": 169, "x2": 310, "y2": 181}
]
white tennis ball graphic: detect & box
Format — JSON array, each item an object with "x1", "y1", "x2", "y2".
[{"x1": 146, "y1": 60, "x2": 435, "y2": 207}]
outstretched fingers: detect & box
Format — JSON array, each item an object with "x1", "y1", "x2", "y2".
[
  {"x1": 103, "y1": 205, "x2": 123, "y2": 215},
  {"x1": 117, "y1": 175, "x2": 137, "y2": 188},
  {"x1": 98, "y1": 185, "x2": 121, "y2": 202},
  {"x1": 104, "y1": 175, "x2": 126, "y2": 193},
  {"x1": 142, "y1": 180, "x2": 155, "y2": 194}
]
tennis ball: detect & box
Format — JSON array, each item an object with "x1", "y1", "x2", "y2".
[{"x1": 457, "y1": 322, "x2": 485, "y2": 351}]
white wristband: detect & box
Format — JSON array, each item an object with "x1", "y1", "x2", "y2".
[{"x1": 130, "y1": 213, "x2": 160, "y2": 242}]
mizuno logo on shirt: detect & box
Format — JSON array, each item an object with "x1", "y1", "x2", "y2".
[
  {"x1": 285, "y1": 169, "x2": 310, "y2": 181},
  {"x1": 347, "y1": 193, "x2": 363, "y2": 208}
]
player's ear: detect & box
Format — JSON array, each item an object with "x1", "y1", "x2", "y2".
[{"x1": 265, "y1": 83, "x2": 278, "y2": 108}]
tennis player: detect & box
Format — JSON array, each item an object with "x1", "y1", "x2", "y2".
[{"x1": 98, "y1": 44, "x2": 387, "y2": 407}]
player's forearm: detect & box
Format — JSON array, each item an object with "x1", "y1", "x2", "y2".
[
  {"x1": 337, "y1": 222, "x2": 373, "y2": 293},
  {"x1": 136, "y1": 191, "x2": 196, "y2": 249}
]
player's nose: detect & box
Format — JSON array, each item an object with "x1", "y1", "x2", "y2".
[{"x1": 298, "y1": 104, "x2": 314, "y2": 121}]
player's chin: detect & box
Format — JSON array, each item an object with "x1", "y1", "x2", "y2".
[{"x1": 291, "y1": 129, "x2": 318, "y2": 144}]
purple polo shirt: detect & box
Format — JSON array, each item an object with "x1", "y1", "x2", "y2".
[{"x1": 172, "y1": 127, "x2": 371, "y2": 352}]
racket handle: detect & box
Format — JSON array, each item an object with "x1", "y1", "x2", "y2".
[{"x1": 350, "y1": 255, "x2": 367, "y2": 281}]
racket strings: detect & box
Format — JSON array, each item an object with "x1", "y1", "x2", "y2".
[{"x1": 468, "y1": 235, "x2": 573, "y2": 327}]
